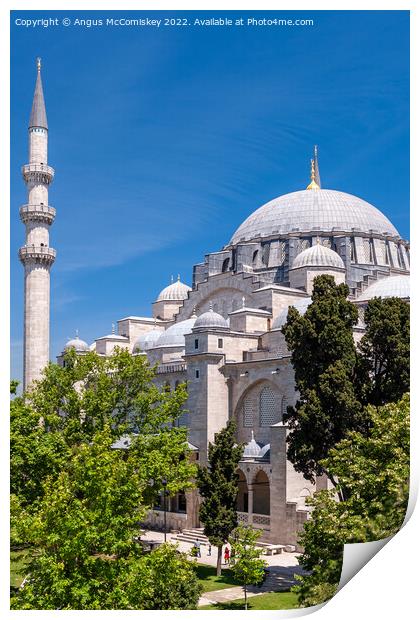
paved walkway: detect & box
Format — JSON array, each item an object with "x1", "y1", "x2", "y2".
[{"x1": 140, "y1": 529, "x2": 305, "y2": 607}]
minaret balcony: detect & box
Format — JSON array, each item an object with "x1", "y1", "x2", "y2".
[
  {"x1": 20, "y1": 204, "x2": 56, "y2": 225},
  {"x1": 22, "y1": 163, "x2": 54, "y2": 185},
  {"x1": 19, "y1": 245, "x2": 56, "y2": 265}
]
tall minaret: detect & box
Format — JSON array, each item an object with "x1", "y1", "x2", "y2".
[{"x1": 19, "y1": 58, "x2": 56, "y2": 390}]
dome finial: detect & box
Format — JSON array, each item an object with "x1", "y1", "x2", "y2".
[
  {"x1": 170, "y1": 275, "x2": 174, "y2": 284},
  {"x1": 111, "y1": 323, "x2": 115, "y2": 335},
  {"x1": 314, "y1": 145, "x2": 322, "y2": 188},
  {"x1": 306, "y1": 158, "x2": 320, "y2": 190},
  {"x1": 177, "y1": 274, "x2": 180, "y2": 282},
  {"x1": 251, "y1": 429, "x2": 255, "y2": 441},
  {"x1": 75, "y1": 328, "x2": 79, "y2": 338},
  {"x1": 209, "y1": 302, "x2": 213, "y2": 312},
  {"x1": 36, "y1": 57, "x2": 41, "y2": 72}
]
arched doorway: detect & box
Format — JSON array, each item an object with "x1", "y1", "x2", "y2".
[
  {"x1": 252, "y1": 470, "x2": 270, "y2": 515},
  {"x1": 236, "y1": 469, "x2": 248, "y2": 513}
]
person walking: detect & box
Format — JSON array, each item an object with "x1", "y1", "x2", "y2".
[
  {"x1": 224, "y1": 545, "x2": 230, "y2": 565},
  {"x1": 195, "y1": 539, "x2": 201, "y2": 558}
]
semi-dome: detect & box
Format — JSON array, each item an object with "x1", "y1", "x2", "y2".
[
  {"x1": 155, "y1": 316, "x2": 197, "y2": 347},
  {"x1": 292, "y1": 243, "x2": 345, "y2": 270},
  {"x1": 132, "y1": 329, "x2": 162, "y2": 353},
  {"x1": 64, "y1": 334, "x2": 90, "y2": 352},
  {"x1": 259, "y1": 443, "x2": 271, "y2": 459},
  {"x1": 357, "y1": 275, "x2": 410, "y2": 302},
  {"x1": 272, "y1": 297, "x2": 312, "y2": 330},
  {"x1": 230, "y1": 189, "x2": 399, "y2": 245},
  {"x1": 242, "y1": 431, "x2": 262, "y2": 459},
  {"x1": 157, "y1": 276, "x2": 191, "y2": 302},
  {"x1": 194, "y1": 306, "x2": 230, "y2": 331}
]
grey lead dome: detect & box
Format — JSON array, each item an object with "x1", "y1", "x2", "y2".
[
  {"x1": 292, "y1": 243, "x2": 345, "y2": 270},
  {"x1": 230, "y1": 189, "x2": 399, "y2": 244}
]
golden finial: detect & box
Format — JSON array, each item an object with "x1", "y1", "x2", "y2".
[
  {"x1": 36, "y1": 57, "x2": 41, "y2": 72},
  {"x1": 306, "y1": 158, "x2": 320, "y2": 190}
]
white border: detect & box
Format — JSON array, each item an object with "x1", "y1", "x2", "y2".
[{"x1": 2, "y1": 2, "x2": 417, "y2": 619}]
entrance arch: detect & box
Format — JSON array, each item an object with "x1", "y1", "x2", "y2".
[
  {"x1": 236, "y1": 469, "x2": 249, "y2": 512},
  {"x1": 252, "y1": 470, "x2": 270, "y2": 515}
]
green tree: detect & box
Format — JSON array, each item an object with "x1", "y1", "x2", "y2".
[
  {"x1": 229, "y1": 525, "x2": 267, "y2": 610},
  {"x1": 293, "y1": 395, "x2": 410, "y2": 606},
  {"x1": 11, "y1": 349, "x2": 198, "y2": 609},
  {"x1": 116, "y1": 543, "x2": 203, "y2": 609},
  {"x1": 281, "y1": 275, "x2": 364, "y2": 493},
  {"x1": 356, "y1": 296, "x2": 410, "y2": 407},
  {"x1": 196, "y1": 420, "x2": 244, "y2": 576},
  {"x1": 11, "y1": 425, "x2": 200, "y2": 609}
]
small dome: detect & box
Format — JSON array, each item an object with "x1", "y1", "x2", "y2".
[
  {"x1": 64, "y1": 334, "x2": 89, "y2": 352},
  {"x1": 357, "y1": 275, "x2": 410, "y2": 302},
  {"x1": 292, "y1": 243, "x2": 345, "y2": 270},
  {"x1": 156, "y1": 316, "x2": 197, "y2": 348},
  {"x1": 272, "y1": 297, "x2": 312, "y2": 330},
  {"x1": 194, "y1": 305, "x2": 230, "y2": 330},
  {"x1": 157, "y1": 276, "x2": 191, "y2": 302},
  {"x1": 242, "y1": 431, "x2": 262, "y2": 459},
  {"x1": 259, "y1": 443, "x2": 271, "y2": 459},
  {"x1": 132, "y1": 329, "x2": 162, "y2": 353}
]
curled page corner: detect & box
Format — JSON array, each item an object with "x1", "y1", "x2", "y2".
[{"x1": 338, "y1": 536, "x2": 392, "y2": 591}]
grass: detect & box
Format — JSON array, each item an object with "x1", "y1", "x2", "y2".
[
  {"x1": 10, "y1": 548, "x2": 32, "y2": 588},
  {"x1": 193, "y1": 563, "x2": 239, "y2": 592},
  {"x1": 200, "y1": 591, "x2": 299, "y2": 610}
]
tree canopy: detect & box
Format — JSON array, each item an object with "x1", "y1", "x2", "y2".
[
  {"x1": 229, "y1": 524, "x2": 267, "y2": 610},
  {"x1": 11, "y1": 348, "x2": 200, "y2": 609}
]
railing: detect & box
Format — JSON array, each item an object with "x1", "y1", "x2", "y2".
[
  {"x1": 20, "y1": 204, "x2": 56, "y2": 222},
  {"x1": 237, "y1": 511, "x2": 249, "y2": 524},
  {"x1": 157, "y1": 362, "x2": 187, "y2": 374},
  {"x1": 19, "y1": 245, "x2": 56, "y2": 262},
  {"x1": 252, "y1": 513, "x2": 270, "y2": 529},
  {"x1": 22, "y1": 163, "x2": 55, "y2": 182}
]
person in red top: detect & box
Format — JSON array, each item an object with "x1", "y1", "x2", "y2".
[{"x1": 224, "y1": 546, "x2": 230, "y2": 565}]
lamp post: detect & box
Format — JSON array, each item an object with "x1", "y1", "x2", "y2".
[
  {"x1": 149, "y1": 477, "x2": 169, "y2": 542},
  {"x1": 162, "y1": 477, "x2": 168, "y2": 542}
]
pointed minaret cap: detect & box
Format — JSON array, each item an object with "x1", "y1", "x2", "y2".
[{"x1": 29, "y1": 57, "x2": 48, "y2": 130}]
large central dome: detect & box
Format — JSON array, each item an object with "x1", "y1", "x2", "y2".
[{"x1": 229, "y1": 189, "x2": 399, "y2": 245}]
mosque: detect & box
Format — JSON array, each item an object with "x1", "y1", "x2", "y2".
[{"x1": 20, "y1": 61, "x2": 410, "y2": 547}]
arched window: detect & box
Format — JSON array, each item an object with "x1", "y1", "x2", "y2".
[
  {"x1": 222, "y1": 257, "x2": 230, "y2": 272},
  {"x1": 262, "y1": 244, "x2": 270, "y2": 266},
  {"x1": 259, "y1": 387, "x2": 276, "y2": 426},
  {"x1": 252, "y1": 250, "x2": 259, "y2": 266},
  {"x1": 243, "y1": 397, "x2": 253, "y2": 427}
]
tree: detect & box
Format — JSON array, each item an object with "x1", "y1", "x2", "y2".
[
  {"x1": 229, "y1": 525, "x2": 267, "y2": 610},
  {"x1": 293, "y1": 395, "x2": 410, "y2": 606},
  {"x1": 356, "y1": 296, "x2": 410, "y2": 407},
  {"x1": 196, "y1": 420, "x2": 244, "y2": 576},
  {"x1": 11, "y1": 424, "x2": 200, "y2": 609},
  {"x1": 281, "y1": 275, "x2": 364, "y2": 492},
  {"x1": 11, "y1": 349, "x2": 198, "y2": 609},
  {"x1": 116, "y1": 543, "x2": 203, "y2": 609}
]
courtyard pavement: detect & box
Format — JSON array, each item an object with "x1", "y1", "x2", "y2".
[{"x1": 140, "y1": 529, "x2": 305, "y2": 607}]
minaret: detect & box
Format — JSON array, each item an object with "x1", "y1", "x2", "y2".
[{"x1": 19, "y1": 58, "x2": 56, "y2": 390}]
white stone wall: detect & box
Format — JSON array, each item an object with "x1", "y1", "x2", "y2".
[
  {"x1": 23, "y1": 262, "x2": 50, "y2": 387},
  {"x1": 29, "y1": 128, "x2": 48, "y2": 163}
]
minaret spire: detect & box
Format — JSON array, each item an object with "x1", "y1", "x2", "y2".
[
  {"x1": 29, "y1": 57, "x2": 48, "y2": 130},
  {"x1": 19, "y1": 59, "x2": 56, "y2": 390}
]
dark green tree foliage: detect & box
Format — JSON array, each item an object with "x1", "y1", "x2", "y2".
[
  {"x1": 281, "y1": 275, "x2": 364, "y2": 487},
  {"x1": 357, "y1": 296, "x2": 410, "y2": 407},
  {"x1": 293, "y1": 395, "x2": 410, "y2": 607},
  {"x1": 196, "y1": 420, "x2": 244, "y2": 576}
]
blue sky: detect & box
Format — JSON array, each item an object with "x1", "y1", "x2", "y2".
[{"x1": 10, "y1": 10, "x2": 409, "y2": 382}]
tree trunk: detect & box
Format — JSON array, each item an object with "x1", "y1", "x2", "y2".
[
  {"x1": 244, "y1": 584, "x2": 248, "y2": 610},
  {"x1": 216, "y1": 545, "x2": 222, "y2": 576}
]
